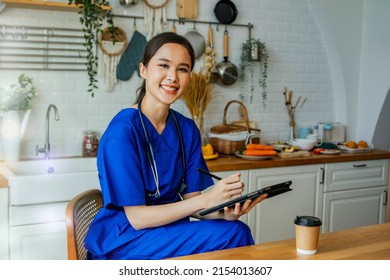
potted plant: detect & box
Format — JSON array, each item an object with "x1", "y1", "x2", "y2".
[
  {"x1": 0, "y1": 74, "x2": 37, "y2": 112},
  {"x1": 0, "y1": 74, "x2": 37, "y2": 161},
  {"x1": 68, "y1": 0, "x2": 115, "y2": 97},
  {"x1": 239, "y1": 38, "x2": 269, "y2": 107}
]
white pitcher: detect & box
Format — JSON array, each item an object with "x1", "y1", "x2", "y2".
[
  {"x1": 1, "y1": 109, "x2": 31, "y2": 162},
  {"x1": 307, "y1": 133, "x2": 322, "y2": 146}
]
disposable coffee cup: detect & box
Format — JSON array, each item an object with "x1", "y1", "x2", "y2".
[{"x1": 294, "y1": 216, "x2": 322, "y2": 255}]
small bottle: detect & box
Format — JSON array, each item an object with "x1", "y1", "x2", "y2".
[
  {"x1": 313, "y1": 124, "x2": 319, "y2": 135},
  {"x1": 323, "y1": 123, "x2": 333, "y2": 143},
  {"x1": 251, "y1": 42, "x2": 259, "y2": 61},
  {"x1": 82, "y1": 130, "x2": 99, "y2": 157}
]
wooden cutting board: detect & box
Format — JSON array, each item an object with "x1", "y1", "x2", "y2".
[
  {"x1": 177, "y1": 0, "x2": 198, "y2": 19},
  {"x1": 277, "y1": 151, "x2": 311, "y2": 158}
]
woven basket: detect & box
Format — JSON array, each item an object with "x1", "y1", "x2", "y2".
[{"x1": 209, "y1": 100, "x2": 260, "y2": 154}]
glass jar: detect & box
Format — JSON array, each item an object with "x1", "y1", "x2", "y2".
[
  {"x1": 82, "y1": 130, "x2": 99, "y2": 157},
  {"x1": 323, "y1": 123, "x2": 333, "y2": 143}
]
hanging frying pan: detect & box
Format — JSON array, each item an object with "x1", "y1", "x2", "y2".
[
  {"x1": 216, "y1": 29, "x2": 238, "y2": 85},
  {"x1": 214, "y1": 0, "x2": 238, "y2": 24}
]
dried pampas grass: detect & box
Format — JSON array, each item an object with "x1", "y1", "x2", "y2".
[{"x1": 181, "y1": 70, "x2": 214, "y2": 129}]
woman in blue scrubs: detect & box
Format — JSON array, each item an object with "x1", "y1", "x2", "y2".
[{"x1": 84, "y1": 32, "x2": 267, "y2": 259}]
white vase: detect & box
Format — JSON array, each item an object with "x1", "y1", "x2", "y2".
[{"x1": 1, "y1": 109, "x2": 31, "y2": 162}]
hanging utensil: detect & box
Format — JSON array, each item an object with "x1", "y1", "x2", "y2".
[
  {"x1": 204, "y1": 25, "x2": 213, "y2": 82},
  {"x1": 216, "y1": 28, "x2": 238, "y2": 85},
  {"x1": 177, "y1": 0, "x2": 199, "y2": 19},
  {"x1": 207, "y1": 25, "x2": 219, "y2": 83},
  {"x1": 184, "y1": 26, "x2": 205, "y2": 60},
  {"x1": 214, "y1": 0, "x2": 238, "y2": 25}
]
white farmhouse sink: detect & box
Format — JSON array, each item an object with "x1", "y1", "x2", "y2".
[{"x1": 0, "y1": 157, "x2": 100, "y2": 206}]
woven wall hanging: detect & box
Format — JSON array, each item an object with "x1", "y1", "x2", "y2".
[
  {"x1": 144, "y1": 0, "x2": 169, "y2": 40},
  {"x1": 98, "y1": 27, "x2": 128, "y2": 91}
]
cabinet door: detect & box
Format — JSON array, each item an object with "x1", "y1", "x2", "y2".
[
  {"x1": 9, "y1": 221, "x2": 67, "y2": 260},
  {"x1": 324, "y1": 160, "x2": 388, "y2": 192},
  {"x1": 0, "y1": 188, "x2": 9, "y2": 260},
  {"x1": 322, "y1": 186, "x2": 387, "y2": 233},
  {"x1": 249, "y1": 165, "x2": 322, "y2": 244}
]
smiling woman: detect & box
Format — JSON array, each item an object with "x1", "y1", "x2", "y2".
[{"x1": 83, "y1": 32, "x2": 268, "y2": 260}]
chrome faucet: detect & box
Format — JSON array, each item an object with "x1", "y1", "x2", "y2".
[{"x1": 35, "y1": 104, "x2": 60, "y2": 160}]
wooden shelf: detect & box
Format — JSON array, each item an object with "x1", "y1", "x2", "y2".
[{"x1": 0, "y1": 0, "x2": 111, "y2": 12}]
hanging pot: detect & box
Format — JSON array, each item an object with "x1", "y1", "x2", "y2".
[
  {"x1": 184, "y1": 28, "x2": 205, "y2": 60},
  {"x1": 214, "y1": 0, "x2": 238, "y2": 24},
  {"x1": 119, "y1": 0, "x2": 138, "y2": 5},
  {"x1": 216, "y1": 30, "x2": 238, "y2": 85}
]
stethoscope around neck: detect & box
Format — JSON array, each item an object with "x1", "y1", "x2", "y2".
[{"x1": 137, "y1": 101, "x2": 188, "y2": 200}]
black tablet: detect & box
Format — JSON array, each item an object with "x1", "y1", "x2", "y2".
[{"x1": 198, "y1": 181, "x2": 292, "y2": 216}]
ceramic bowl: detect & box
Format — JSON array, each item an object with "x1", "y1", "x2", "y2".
[{"x1": 291, "y1": 138, "x2": 317, "y2": 151}]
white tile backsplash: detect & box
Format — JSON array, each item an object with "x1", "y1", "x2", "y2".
[{"x1": 0, "y1": 0, "x2": 335, "y2": 160}]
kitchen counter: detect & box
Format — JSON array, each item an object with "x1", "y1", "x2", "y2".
[
  {"x1": 206, "y1": 149, "x2": 390, "y2": 172},
  {"x1": 1, "y1": 150, "x2": 390, "y2": 187}
]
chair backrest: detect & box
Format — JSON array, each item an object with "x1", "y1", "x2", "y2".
[{"x1": 65, "y1": 189, "x2": 103, "y2": 260}]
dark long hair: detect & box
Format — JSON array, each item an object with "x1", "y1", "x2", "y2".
[{"x1": 134, "y1": 32, "x2": 195, "y2": 104}]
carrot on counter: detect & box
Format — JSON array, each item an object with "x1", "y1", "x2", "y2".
[
  {"x1": 243, "y1": 149, "x2": 277, "y2": 156},
  {"x1": 245, "y1": 144, "x2": 274, "y2": 150}
]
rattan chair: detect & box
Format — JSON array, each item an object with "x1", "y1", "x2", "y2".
[{"x1": 65, "y1": 189, "x2": 103, "y2": 260}]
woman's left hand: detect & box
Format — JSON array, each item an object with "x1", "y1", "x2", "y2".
[{"x1": 223, "y1": 194, "x2": 268, "y2": 221}]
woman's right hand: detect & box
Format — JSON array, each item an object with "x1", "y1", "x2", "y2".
[{"x1": 203, "y1": 172, "x2": 244, "y2": 209}]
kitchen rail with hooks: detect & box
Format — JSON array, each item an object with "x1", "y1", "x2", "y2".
[
  {"x1": 113, "y1": 14, "x2": 254, "y2": 38},
  {"x1": 0, "y1": 24, "x2": 87, "y2": 71}
]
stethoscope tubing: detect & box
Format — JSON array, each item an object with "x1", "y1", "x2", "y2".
[{"x1": 137, "y1": 101, "x2": 187, "y2": 199}]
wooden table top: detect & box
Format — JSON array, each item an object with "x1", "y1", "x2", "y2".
[{"x1": 173, "y1": 222, "x2": 390, "y2": 260}]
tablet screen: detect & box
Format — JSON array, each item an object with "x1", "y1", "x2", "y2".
[{"x1": 199, "y1": 181, "x2": 292, "y2": 216}]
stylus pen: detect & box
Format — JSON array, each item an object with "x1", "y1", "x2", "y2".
[{"x1": 197, "y1": 168, "x2": 222, "y2": 181}]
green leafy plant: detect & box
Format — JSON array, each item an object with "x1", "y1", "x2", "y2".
[
  {"x1": 68, "y1": 0, "x2": 115, "y2": 97},
  {"x1": 0, "y1": 74, "x2": 37, "y2": 112},
  {"x1": 239, "y1": 38, "x2": 269, "y2": 107}
]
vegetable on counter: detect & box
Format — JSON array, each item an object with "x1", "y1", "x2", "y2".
[
  {"x1": 245, "y1": 144, "x2": 274, "y2": 150},
  {"x1": 313, "y1": 148, "x2": 325, "y2": 154},
  {"x1": 239, "y1": 143, "x2": 277, "y2": 156},
  {"x1": 242, "y1": 149, "x2": 277, "y2": 156}
]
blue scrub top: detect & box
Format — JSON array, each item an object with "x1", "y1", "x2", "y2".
[{"x1": 85, "y1": 108, "x2": 214, "y2": 256}]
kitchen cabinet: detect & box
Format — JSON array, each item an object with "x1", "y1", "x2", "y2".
[
  {"x1": 9, "y1": 221, "x2": 67, "y2": 260},
  {"x1": 0, "y1": 188, "x2": 9, "y2": 260},
  {"x1": 205, "y1": 159, "x2": 389, "y2": 244},
  {"x1": 320, "y1": 159, "x2": 388, "y2": 233},
  {"x1": 1, "y1": 157, "x2": 100, "y2": 260},
  {"x1": 9, "y1": 201, "x2": 68, "y2": 259},
  {"x1": 247, "y1": 165, "x2": 323, "y2": 244}
]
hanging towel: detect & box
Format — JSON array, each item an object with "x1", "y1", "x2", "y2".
[{"x1": 116, "y1": 31, "x2": 147, "y2": 81}]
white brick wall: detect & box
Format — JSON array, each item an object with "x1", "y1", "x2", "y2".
[{"x1": 0, "y1": 0, "x2": 334, "y2": 159}]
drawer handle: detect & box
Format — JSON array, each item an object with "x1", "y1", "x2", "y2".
[
  {"x1": 384, "y1": 190, "x2": 388, "y2": 206},
  {"x1": 353, "y1": 164, "x2": 367, "y2": 168},
  {"x1": 320, "y1": 167, "x2": 325, "y2": 184}
]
